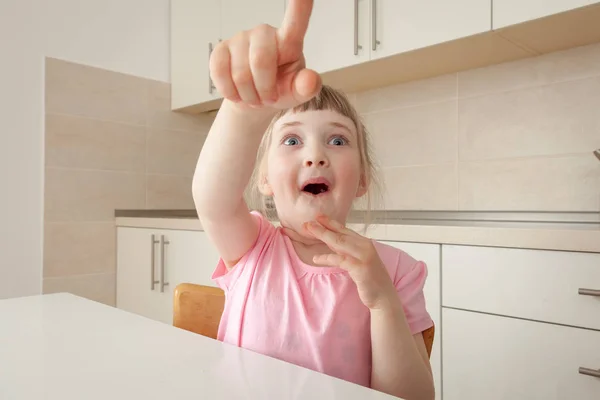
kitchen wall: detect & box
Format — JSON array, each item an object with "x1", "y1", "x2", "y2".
[
  {"x1": 42, "y1": 58, "x2": 213, "y2": 306},
  {"x1": 355, "y1": 42, "x2": 600, "y2": 212},
  {"x1": 0, "y1": 0, "x2": 170, "y2": 300}
]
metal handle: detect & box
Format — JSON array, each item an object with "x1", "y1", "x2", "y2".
[
  {"x1": 579, "y1": 367, "x2": 600, "y2": 378},
  {"x1": 150, "y1": 234, "x2": 159, "y2": 290},
  {"x1": 354, "y1": 0, "x2": 362, "y2": 55},
  {"x1": 208, "y1": 42, "x2": 216, "y2": 94},
  {"x1": 160, "y1": 235, "x2": 170, "y2": 293},
  {"x1": 371, "y1": 0, "x2": 380, "y2": 50},
  {"x1": 579, "y1": 288, "x2": 600, "y2": 297}
]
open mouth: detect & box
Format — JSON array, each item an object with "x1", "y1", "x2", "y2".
[{"x1": 302, "y1": 183, "x2": 329, "y2": 195}]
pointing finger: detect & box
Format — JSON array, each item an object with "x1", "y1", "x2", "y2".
[{"x1": 278, "y1": 0, "x2": 314, "y2": 46}]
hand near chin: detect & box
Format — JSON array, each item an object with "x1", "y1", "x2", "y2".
[{"x1": 302, "y1": 214, "x2": 399, "y2": 311}]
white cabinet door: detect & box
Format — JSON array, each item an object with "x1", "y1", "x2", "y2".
[
  {"x1": 381, "y1": 241, "x2": 442, "y2": 400},
  {"x1": 372, "y1": 0, "x2": 491, "y2": 59},
  {"x1": 443, "y1": 308, "x2": 600, "y2": 400},
  {"x1": 302, "y1": 0, "x2": 371, "y2": 74},
  {"x1": 170, "y1": 0, "x2": 222, "y2": 110},
  {"x1": 220, "y1": 0, "x2": 285, "y2": 39},
  {"x1": 116, "y1": 228, "x2": 161, "y2": 321},
  {"x1": 117, "y1": 227, "x2": 223, "y2": 325},
  {"x1": 442, "y1": 245, "x2": 600, "y2": 331},
  {"x1": 493, "y1": 0, "x2": 595, "y2": 29}
]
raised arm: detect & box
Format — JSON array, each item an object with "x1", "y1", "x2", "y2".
[{"x1": 192, "y1": 0, "x2": 321, "y2": 268}]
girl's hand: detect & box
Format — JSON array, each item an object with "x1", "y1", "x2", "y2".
[
  {"x1": 209, "y1": 0, "x2": 322, "y2": 110},
  {"x1": 303, "y1": 214, "x2": 400, "y2": 311}
]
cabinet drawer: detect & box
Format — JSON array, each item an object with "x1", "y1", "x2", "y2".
[
  {"x1": 443, "y1": 308, "x2": 600, "y2": 400},
  {"x1": 442, "y1": 245, "x2": 600, "y2": 330}
]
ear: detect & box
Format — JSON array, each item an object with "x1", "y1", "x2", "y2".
[
  {"x1": 258, "y1": 174, "x2": 273, "y2": 196},
  {"x1": 355, "y1": 174, "x2": 368, "y2": 197}
]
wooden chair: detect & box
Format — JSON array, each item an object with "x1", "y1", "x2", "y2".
[{"x1": 173, "y1": 283, "x2": 435, "y2": 358}]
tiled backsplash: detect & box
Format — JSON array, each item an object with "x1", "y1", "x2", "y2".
[
  {"x1": 42, "y1": 58, "x2": 214, "y2": 305},
  {"x1": 41, "y1": 42, "x2": 600, "y2": 306},
  {"x1": 354, "y1": 42, "x2": 600, "y2": 212}
]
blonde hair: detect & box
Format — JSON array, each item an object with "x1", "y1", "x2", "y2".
[{"x1": 245, "y1": 85, "x2": 384, "y2": 229}]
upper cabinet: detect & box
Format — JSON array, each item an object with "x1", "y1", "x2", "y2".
[
  {"x1": 171, "y1": 0, "x2": 600, "y2": 113},
  {"x1": 220, "y1": 0, "x2": 285, "y2": 39},
  {"x1": 371, "y1": 0, "x2": 491, "y2": 59},
  {"x1": 170, "y1": 0, "x2": 222, "y2": 111},
  {"x1": 302, "y1": 0, "x2": 371, "y2": 73},
  {"x1": 493, "y1": 0, "x2": 595, "y2": 29}
]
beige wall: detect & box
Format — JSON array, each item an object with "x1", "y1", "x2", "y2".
[
  {"x1": 42, "y1": 58, "x2": 213, "y2": 305},
  {"x1": 354, "y1": 42, "x2": 600, "y2": 212}
]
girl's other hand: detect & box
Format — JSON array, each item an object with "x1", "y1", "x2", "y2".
[
  {"x1": 209, "y1": 0, "x2": 322, "y2": 110},
  {"x1": 303, "y1": 215, "x2": 400, "y2": 311}
]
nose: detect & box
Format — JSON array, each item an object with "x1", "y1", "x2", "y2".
[{"x1": 303, "y1": 148, "x2": 329, "y2": 167}]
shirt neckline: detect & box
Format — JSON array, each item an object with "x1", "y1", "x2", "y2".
[{"x1": 280, "y1": 229, "x2": 347, "y2": 275}]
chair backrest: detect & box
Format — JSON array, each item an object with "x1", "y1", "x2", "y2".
[
  {"x1": 173, "y1": 283, "x2": 225, "y2": 339},
  {"x1": 173, "y1": 283, "x2": 434, "y2": 358}
]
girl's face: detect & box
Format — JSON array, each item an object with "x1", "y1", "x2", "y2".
[{"x1": 262, "y1": 109, "x2": 367, "y2": 233}]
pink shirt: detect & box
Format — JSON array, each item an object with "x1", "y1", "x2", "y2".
[{"x1": 212, "y1": 211, "x2": 433, "y2": 388}]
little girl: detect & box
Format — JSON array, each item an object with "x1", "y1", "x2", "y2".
[{"x1": 192, "y1": 1, "x2": 435, "y2": 399}]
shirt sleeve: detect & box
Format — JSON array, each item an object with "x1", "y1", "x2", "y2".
[
  {"x1": 393, "y1": 251, "x2": 434, "y2": 335},
  {"x1": 210, "y1": 210, "x2": 276, "y2": 292}
]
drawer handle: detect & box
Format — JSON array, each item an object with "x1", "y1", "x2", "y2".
[
  {"x1": 579, "y1": 367, "x2": 600, "y2": 378},
  {"x1": 578, "y1": 288, "x2": 600, "y2": 297}
]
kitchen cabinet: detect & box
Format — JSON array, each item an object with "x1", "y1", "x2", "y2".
[
  {"x1": 371, "y1": 0, "x2": 491, "y2": 60},
  {"x1": 116, "y1": 227, "x2": 220, "y2": 325},
  {"x1": 170, "y1": 0, "x2": 222, "y2": 110},
  {"x1": 220, "y1": 0, "x2": 284, "y2": 40},
  {"x1": 442, "y1": 244, "x2": 600, "y2": 330},
  {"x1": 493, "y1": 0, "x2": 596, "y2": 29},
  {"x1": 302, "y1": 0, "x2": 371, "y2": 73},
  {"x1": 382, "y1": 241, "x2": 442, "y2": 400},
  {"x1": 170, "y1": 0, "x2": 284, "y2": 111},
  {"x1": 442, "y1": 308, "x2": 600, "y2": 400}
]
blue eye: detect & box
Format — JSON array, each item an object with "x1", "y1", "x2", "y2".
[
  {"x1": 283, "y1": 136, "x2": 300, "y2": 146},
  {"x1": 329, "y1": 136, "x2": 347, "y2": 146}
]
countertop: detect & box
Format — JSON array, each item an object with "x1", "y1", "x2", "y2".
[
  {"x1": 0, "y1": 293, "x2": 396, "y2": 400},
  {"x1": 115, "y1": 209, "x2": 600, "y2": 253}
]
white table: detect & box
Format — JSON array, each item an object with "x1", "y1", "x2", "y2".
[{"x1": 0, "y1": 293, "x2": 397, "y2": 399}]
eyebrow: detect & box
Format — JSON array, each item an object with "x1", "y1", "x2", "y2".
[{"x1": 279, "y1": 121, "x2": 355, "y2": 135}]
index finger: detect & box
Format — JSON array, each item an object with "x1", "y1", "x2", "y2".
[{"x1": 278, "y1": 0, "x2": 313, "y2": 45}]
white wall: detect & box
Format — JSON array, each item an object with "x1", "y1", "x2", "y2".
[{"x1": 0, "y1": 0, "x2": 170, "y2": 299}]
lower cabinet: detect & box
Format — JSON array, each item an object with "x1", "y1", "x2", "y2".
[
  {"x1": 442, "y1": 307, "x2": 600, "y2": 400},
  {"x1": 383, "y1": 241, "x2": 442, "y2": 400},
  {"x1": 116, "y1": 227, "x2": 220, "y2": 324}
]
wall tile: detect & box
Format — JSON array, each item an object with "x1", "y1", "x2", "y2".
[
  {"x1": 147, "y1": 128, "x2": 206, "y2": 176},
  {"x1": 147, "y1": 80, "x2": 215, "y2": 132},
  {"x1": 458, "y1": 42, "x2": 600, "y2": 98},
  {"x1": 45, "y1": 57, "x2": 148, "y2": 125},
  {"x1": 43, "y1": 272, "x2": 116, "y2": 307},
  {"x1": 45, "y1": 114, "x2": 145, "y2": 172},
  {"x1": 459, "y1": 155, "x2": 600, "y2": 211},
  {"x1": 45, "y1": 168, "x2": 145, "y2": 222},
  {"x1": 44, "y1": 222, "x2": 115, "y2": 278},
  {"x1": 146, "y1": 174, "x2": 194, "y2": 209},
  {"x1": 379, "y1": 164, "x2": 458, "y2": 210},
  {"x1": 459, "y1": 77, "x2": 600, "y2": 161},
  {"x1": 356, "y1": 73, "x2": 457, "y2": 114},
  {"x1": 365, "y1": 101, "x2": 457, "y2": 167}
]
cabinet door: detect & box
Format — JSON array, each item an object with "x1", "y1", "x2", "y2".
[
  {"x1": 170, "y1": 0, "x2": 221, "y2": 110},
  {"x1": 116, "y1": 228, "x2": 160, "y2": 320},
  {"x1": 380, "y1": 241, "x2": 442, "y2": 400},
  {"x1": 371, "y1": 0, "x2": 491, "y2": 60},
  {"x1": 443, "y1": 308, "x2": 600, "y2": 400},
  {"x1": 493, "y1": 0, "x2": 595, "y2": 29},
  {"x1": 151, "y1": 229, "x2": 222, "y2": 325},
  {"x1": 220, "y1": 0, "x2": 285, "y2": 39},
  {"x1": 302, "y1": 0, "x2": 371, "y2": 74}
]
